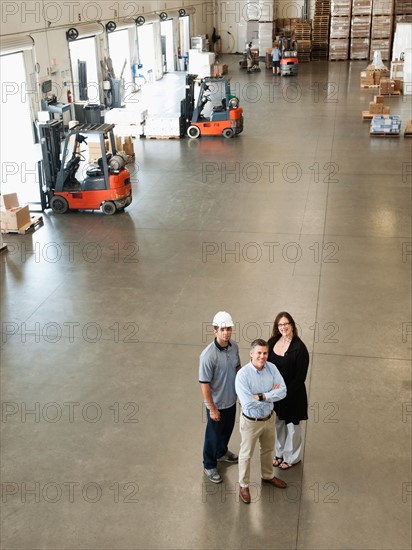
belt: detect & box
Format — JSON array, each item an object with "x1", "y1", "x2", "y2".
[{"x1": 242, "y1": 412, "x2": 273, "y2": 422}]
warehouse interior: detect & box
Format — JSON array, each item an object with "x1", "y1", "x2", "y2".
[{"x1": 1, "y1": 1, "x2": 412, "y2": 549}]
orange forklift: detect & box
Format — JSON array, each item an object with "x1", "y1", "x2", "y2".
[
  {"x1": 38, "y1": 120, "x2": 132, "y2": 215},
  {"x1": 182, "y1": 74, "x2": 243, "y2": 139}
]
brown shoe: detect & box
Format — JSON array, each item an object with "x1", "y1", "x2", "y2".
[
  {"x1": 262, "y1": 476, "x2": 287, "y2": 489},
  {"x1": 239, "y1": 486, "x2": 251, "y2": 504}
]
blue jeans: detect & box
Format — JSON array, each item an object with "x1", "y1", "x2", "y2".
[{"x1": 203, "y1": 404, "x2": 237, "y2": 469}]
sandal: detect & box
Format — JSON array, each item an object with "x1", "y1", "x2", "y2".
[
  {"x1": 273, "y1": 457, "x2": 283, "y2": 467},
  {"x1": 279, "y1": 462, "x2": 293, "y2": 470}
]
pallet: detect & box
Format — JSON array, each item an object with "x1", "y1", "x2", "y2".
[
  {"x1": 144, "y1": 135, "x2": 182, "y2": 140},
  {"x1": 0, "y1": 245, "x2": 8, "y2": 253},
  {"x1": 362, "y1": 111, "x2": 374, "y2": 120},
  {"x1": 379, "y1": 91, "x2": 401, "y2": 96},
  {"x1": 361, "y1": 84, "x2": 379, "y2": 88},
  {"x1": 1, "y1": 215, "x2": 44, "y2": 235},
  {"x1": 370, "y1": 132, "x2": 400, "y2": 137}
]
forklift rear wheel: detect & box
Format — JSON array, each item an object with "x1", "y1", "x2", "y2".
[
  {"x1": 101, "y1": 201, "x2": 117, "y2": 215},
  {"x1": 222, "y1": 128, "x2": 234, "y2": 139},
  {"x1": 187, "y1": 125, "x2": 200, "y2": 139},
  {"x1": 50, "y1": 196, "x2": 69, "y2": 214}
]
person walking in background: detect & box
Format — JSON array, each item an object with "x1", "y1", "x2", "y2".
[
  {"x1": 271, "y1": 45, "x2": 281, "y2": 75},
  {"x1": 268, "y1": 312, "x2": 309, "y2": 470},
  {"x1": 199, "y1": 311, "x2": 241, "y2": 484},
  {"x1": 246, "y1": 42, "x2": 253, "y2": 73},
  {"x1": 235, "y1": 339, "x2": 287, "y2": 504}
]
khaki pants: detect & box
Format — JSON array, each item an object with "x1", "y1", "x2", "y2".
[{"x1": 238, "y1": 413, "x2": 275, "y2": 487}]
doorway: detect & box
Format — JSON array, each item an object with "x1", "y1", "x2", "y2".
[
  {"x1": 137, "y1": 24, "x2": 156, "y2": 82},
  {"x1": 0, "y1": 52, "x2": 38, "y2": 202},
  {"x1": 69, "y1": 37, "x2": 100, "y2": 103},
  {"x1": 160, "y1": 20, "x2": 175, "y2": 72}
]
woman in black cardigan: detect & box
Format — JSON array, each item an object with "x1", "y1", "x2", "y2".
[{"x1": 267, "y1": 311, "x2": 309, "y2": 470}]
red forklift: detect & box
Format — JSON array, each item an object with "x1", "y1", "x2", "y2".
[
  {"x1": 181, "y1": 74, "x2": 243, "y2": 139},
  {"x1": 279, "y1": 36, "x2": 299, "y2": 77},
  {"x1": 38, "y1": 120, "x2": 132, "y2": 215}
]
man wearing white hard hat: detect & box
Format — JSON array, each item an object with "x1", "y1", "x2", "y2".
[{"x1": 199, "y1": 311, "x2": 241, "y2": 484}]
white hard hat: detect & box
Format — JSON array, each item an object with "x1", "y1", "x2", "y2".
[{"x1": 213, "y1": 311, "x2": 234, "y2": 328}]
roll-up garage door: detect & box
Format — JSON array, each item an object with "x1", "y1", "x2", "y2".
[
  {"x1": 0, "y1": 35, "x2": 34, "y2": 56},
  {"x1": 66, "y1": 22, "x2": 104, "y2": 40}
]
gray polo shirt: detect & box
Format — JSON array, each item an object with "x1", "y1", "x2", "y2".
[{"x1": 199, "y1": 339, "x2": 240, "y2": 410}]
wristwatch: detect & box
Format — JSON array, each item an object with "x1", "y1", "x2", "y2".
[{"x1": 258, "y1": 393, "x2": 263, "y2": 401}]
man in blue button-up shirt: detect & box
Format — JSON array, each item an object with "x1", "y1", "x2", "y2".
[{"x1": 235, "y1": 338, "x2": 288, "y2": 503}]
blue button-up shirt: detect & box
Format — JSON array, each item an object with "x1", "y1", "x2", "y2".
[{"x1": 235, "y1": 361, "x2": 286, "y2": 419}]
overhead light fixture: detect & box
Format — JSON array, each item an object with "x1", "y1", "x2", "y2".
[{"x1": 106, "y1": 21, "x2": 117, "y2": 32}]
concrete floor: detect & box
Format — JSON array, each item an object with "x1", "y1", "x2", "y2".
[{"x1": 1, "y1": 56, "x2": 411, "y2": 549}]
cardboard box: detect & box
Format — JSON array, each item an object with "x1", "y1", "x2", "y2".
[
  {"x1": 0, "y1": 194, "x2": 31, "y2": 231},
  {"x1": 213, "y1": 63, "x2": 228, "y2": 76},
  {"x1": 374, "y1": 95, "x2": 384, "y2": 103},
  {"x1": 394, "y1": 78, "x2": 403, "y2": 92},
  {"x1": 123, "y1": 136, "x2": 135, "y2": 157},
  {"x1": 369, "y1": 102, "x2": 383, "y2": 114},
  {"x1": 380, "y1": 78, "x2": 395, "y2": 94}
]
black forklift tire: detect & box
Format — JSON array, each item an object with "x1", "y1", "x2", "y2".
[
  {"x1": 187, "y1": 125, "x2": 200, "y2": 139},
  {"x1": 50, "y1": 196, "x2": 69, "y2": 214},
  {"x1": 101, "y1": 201, "x2": 117, "y2": 215},
  {"x1": 222, "y1": 128, "x2": 234, "y2": 139}
]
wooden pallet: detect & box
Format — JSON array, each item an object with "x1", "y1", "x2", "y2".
[
  {"x1": 370, "y1": 132, "x2": 400, "y2": 137},
  {"x1": 362, "y1": 111, "x2": 374, "y2": 120},
  {"x1": 1, "y1": 215, "x2": 43, "y2": 235},
  {"x1": 379, "y1": 91, "x2": 401, "y2": 96},
  {"x1": 144, "y1": 135, "x2": 182, "y2": 140},
  {"x1": 361, "y1": 84, "x2": 379, "y2": 88}
]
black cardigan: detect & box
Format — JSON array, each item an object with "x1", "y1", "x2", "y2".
[{"x1": 267, "y1": 335, "x2": 309, "y2": 424}]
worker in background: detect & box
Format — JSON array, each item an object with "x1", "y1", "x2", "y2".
[
  {"x1": 246, "y1": 42, "x2": 253, "y2": 73},
  {"x1": 199, "y1": 311, "x2": 241, "y2": 484},
  {"x1": 235, "y1": 339, "x2": 287, "y2": 504},
  {"x1": 272, "y1": 45, "x2": 281, "y2": 75}
]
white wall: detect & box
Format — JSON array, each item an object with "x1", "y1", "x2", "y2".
[{"x1": 0, "y1": 1, "x2": 209, "y2": 112}]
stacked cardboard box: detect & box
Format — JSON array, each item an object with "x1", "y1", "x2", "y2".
[
  {"x1": 351, "y1": 0, "x2": 372, "y2": 58},
  {"x1": 259, "y1": 22, "x2": 274, "y2": 52},
  {"x1": 380, "y1": 77, "x2": 396, "y2": 93},
  {"x1": 369, "y1": 94, "x2": 391, "y2": 113},
  {"x1": 361, "y1": 63, "x2": 390, "y2": 86},
  {"x1": 371, "y1": 0, "x2": 393, "y2": 60},
  {"x1": 0, "y1": 194, "x2": 31, "y2": 232},
  {"x1": 330, "y1": 0, "x2": 351, "y2": 59}
]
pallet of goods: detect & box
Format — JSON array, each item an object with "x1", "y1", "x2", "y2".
[
  {"x1": 295, "y1": 22, "x2": 312, "y2": 62},
  {"x1": 362, "y1": 94, "x2": 391, "y2": 118},
  {"x1": 370, "y1": 114, "x2": 401, "y2": 136},
  {"x1": 404, "y1": 119, "x2": 412, "y2": 137},
  {"x1": 380, "y1": 77, "x2": 402, "y2": 94},
  {"x1": 0, "y1": 193, "x2": 43, "y2": 234},
  {"x1": 330, "y1": 38, "x2": 350, "y2": 59},
  {"x1": 360, "y1": 62, "x2": 390, "y2": 86}
]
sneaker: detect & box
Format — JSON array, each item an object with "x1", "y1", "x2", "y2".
[
  {"x1": 217, "y1": 450, "x2": 238, "y2": 463},
  {"x1": 203, "y1": 468, "x2": 222, "y2": 484}
]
